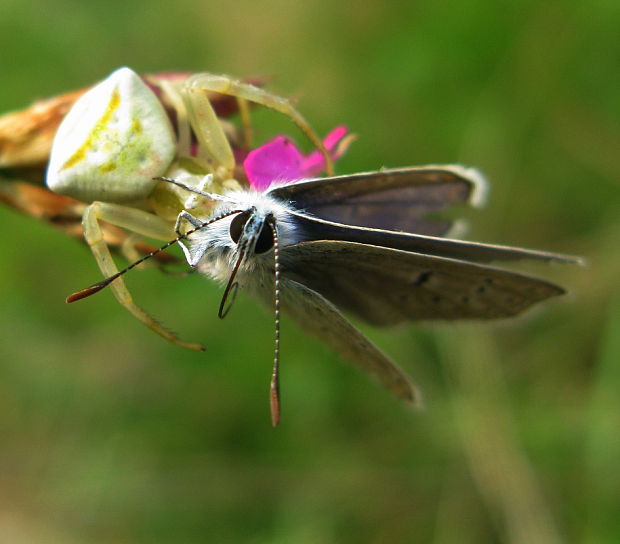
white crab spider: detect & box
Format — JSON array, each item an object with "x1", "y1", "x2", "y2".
[{"x1": 46, "y1": 67, "x2": 332, "y2": 351}]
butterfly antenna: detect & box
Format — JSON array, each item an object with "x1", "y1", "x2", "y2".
[
  {"x1": 67, "y1": 210, "x2": 243, "y2": 303},
  {"x1": 218, "y1": 247, "x2": 245, "y2": 319},
  {"x1": 268, "y1": 217, "x2": 281, "y2": 427},
  {"x1": 153, "y1": 176, "x2": 231, "y2": 201}
]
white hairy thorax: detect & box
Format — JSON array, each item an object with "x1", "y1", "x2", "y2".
[{"x1": 179, "y1": 189, "x2": 301, "y2": 284}]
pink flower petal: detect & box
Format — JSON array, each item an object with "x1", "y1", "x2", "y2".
[
  {"x1": 301, "y1": 126, "x2": 349, "y2": 177},
  {"x1": 244, "y1": 136, "x2": 304, "y2": 190},
  {"x1": 324, "y1": 125, "x2": 348, "y2": 150},
  {"x1": 243, "y1": 126, "x2": 351, "y2": 190}
]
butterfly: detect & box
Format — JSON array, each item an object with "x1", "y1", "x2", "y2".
[{"x1": 68, "y1": 165, "x2": 580, "y2": 425}]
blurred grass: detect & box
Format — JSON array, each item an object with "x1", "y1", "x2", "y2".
[{"x1": 0, "y1": 0, "x2": 618, "y2": 542}]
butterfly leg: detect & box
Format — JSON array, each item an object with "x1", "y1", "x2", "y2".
[
  {"x1": 173, "y1": 210, "x2": 212, "y2": 269},
  {"x1": 81, "y1": 201, "x2": 204, "y2": 351},
  {"x1": 183, "y1": 73, "x2": 334, "y2": 175},
  {"x1": 174, "y1": 210, "x2": 203, "y2": 235}
]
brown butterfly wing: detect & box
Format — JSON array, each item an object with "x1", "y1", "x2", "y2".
[
  {"x1": 250, "y1": 276, "x2": 422, "y2": 407},
  {"x1": 289, "y1": 211, "x2": 579, "y2": 264},
  {"x1": 279, "y1": 241, "x2": 566, "y2": 326},
  {"x1": 268, "y1": 166, "x2": 485, "y2": 236}
]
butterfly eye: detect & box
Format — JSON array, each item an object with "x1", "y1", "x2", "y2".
[
  {"x1": 229, "y1": 211, "x2": 274, "y2": 254},
  {"x1": 254, "y1": 224, "x2": 275, "y2": 254},
  {"x1": 229, "y1": 210, "x2": 251, "y2": 244}
]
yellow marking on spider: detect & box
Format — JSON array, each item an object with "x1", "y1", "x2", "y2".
[
  {"x1": 97, "y1": 117, "x2": 145, "y2": 175},
  {"x1": 131, "y1": 118, "x2": 142, "y2": 133},
  {"x1": 98, "y1": 162, "x2": 117, "y2": 173},
  {"x1": 61, "y1": 87, "x2": 121, "y2": 170}
]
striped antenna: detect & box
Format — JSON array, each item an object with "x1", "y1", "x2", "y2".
[
  {"x1": 267, "y1": 216, "x2": 282, "y2": 427},
  {"x1": 66, "y1": 209, "x2": 243, "y2": 303}
]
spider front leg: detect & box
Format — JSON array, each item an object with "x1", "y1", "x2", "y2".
[
  {"x1": 82, "y1": 201, "x2": 204, "y2": 351},
  {"x1": 183, "y1": 73, "x2": 334, "y2": 176}
]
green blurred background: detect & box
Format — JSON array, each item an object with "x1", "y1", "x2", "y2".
[{"x1": 1, "y1": 1, "x2": 618, "y2": 542}]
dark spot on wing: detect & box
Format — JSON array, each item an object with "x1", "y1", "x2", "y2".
[
  {"x1": 432, "y1": 295, "x2": 441, "y2": 303},
  {"x1": 412, "y1": 271, "x2": 432, "y2": 286}
]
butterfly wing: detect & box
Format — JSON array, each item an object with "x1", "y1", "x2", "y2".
[
  {"x1": 268, "y1": 167, "x2": 579, "y2": 264},
  {"x1": 250, "y1": 276, "x2": 422, "y2": 407},
  {"x1": 279, "y1": 241, "x2": 567, "y2": 326},
  {"x1": 267, "y1": 166, "x2": 486, "y2": 236},
  {"x1": 288, "y1": 211, "x2": 580, "y2": 264}
]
